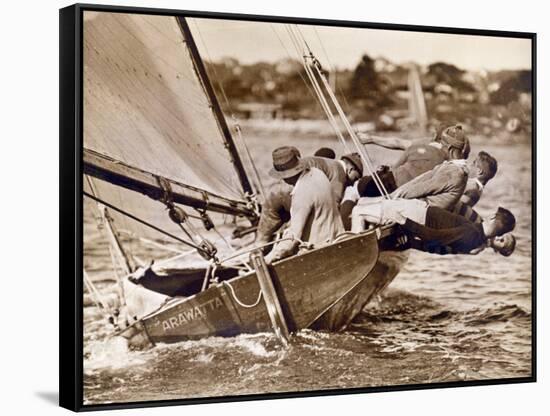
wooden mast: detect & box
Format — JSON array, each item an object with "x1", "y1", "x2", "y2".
[{"x1": 176, "y1": 17, "x2": 254, "y2": 197}]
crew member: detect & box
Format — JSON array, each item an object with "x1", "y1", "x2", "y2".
[
  {"x1": 255, "y1": 181, "x2": 293, "y2": 248},
  {"x1": 256, "y1": 150, "x2": 362, "y2": 246},
  {"x1": 351, "y1": 199, "x2": 516, "y2": 256},
  {"x1": 302, "y1": 152, "x2": 363, "y2": 204},
  {"x1": 458, "y1": 150, "x2": 498, "y2": 208},
  {"x1": 264, "y1": 147, "x2": 344, "y2": 263},
  {"x1": 344, "y1": 156, "x2": 470, "y2": 230},
  {"x1": 401, "y1": 206, "x2": 516, "y2": 255},
  {"x1": 357, "y1": 124, "x2": 470, "y2": 197},
  {"x1": 389, "y1": 159, "x2": 469, "y2": 211}
]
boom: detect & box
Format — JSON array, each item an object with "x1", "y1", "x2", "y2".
[{"x1": 84, "y1": 149, "x2": 256, "y2": 218}]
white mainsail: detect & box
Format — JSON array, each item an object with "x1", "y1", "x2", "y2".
[
  {"x1": 83, "y1": 12, "x2": 254, "y2": 244},
  {"x1": 84, "y1": 11, "x2": 248, "y2": 198}
]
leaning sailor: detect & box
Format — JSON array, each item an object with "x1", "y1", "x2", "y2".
[
  {"x1": 356, "y1": 124, "x2": 470, "y2": 197},
  {"x1": 256, "y1": 148, "x2": 360, "y2": 247},
  {"x1": 263, "y1": 147, "x2": 344, "y2": 263},
  {"x1": 352, "y1": 199, "x2": 516, "y2": 256}
]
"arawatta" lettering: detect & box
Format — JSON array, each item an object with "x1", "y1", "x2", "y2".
[{"x1": 162, "y1": 297, "x2": 224, "y2": 331}]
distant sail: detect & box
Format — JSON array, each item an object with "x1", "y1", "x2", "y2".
[{"x1": 407, "y1": 64, "x2": 428, "y2": 133}]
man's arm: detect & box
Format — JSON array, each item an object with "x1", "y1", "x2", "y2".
[
  {"x1": 357, "y1": 133, "x2": 411, "y2": 150},
  {"x1": 453, "y1": 201, "x2": 483, "y2": 224},
  {"x1": 255, "y1": 185, "x2": 291, "y2": 245},
  {"x1": 340, "y1": 183, "x2": 360, "y2": 230},
  {"x1": 256, "y1": 206, "x2": 285, "y2": 246},
  {"x1": 410, "y1": 240, "x2": 485, "y2": 255},
  {"x1": 265, "y1": 191, "x2": 313, "y2": 263},
  {"x1": 332, "y1": 180, "x2": 345, "y2": 206},
  {"x1": 469, "y1": 245, "x2": 486, "y2": 255}
]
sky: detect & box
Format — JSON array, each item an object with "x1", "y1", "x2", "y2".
[{"x1": 189, "y1": 18, "x2": 532, "y2": 72}]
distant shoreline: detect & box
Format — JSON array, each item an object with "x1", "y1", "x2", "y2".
[{"x1": 238, "y1": 118, "x2": 532, "y2": 145}]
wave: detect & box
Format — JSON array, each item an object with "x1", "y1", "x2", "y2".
[{"x1": 352, "y1": 288, "x2": 531, "y2": 328}]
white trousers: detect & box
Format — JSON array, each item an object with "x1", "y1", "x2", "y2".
[{"x1": 351, "y1": 198, "x2": 428, "y2": 233}]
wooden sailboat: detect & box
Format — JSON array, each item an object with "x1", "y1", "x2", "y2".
[
  {"x1": 122, "y1": 232, "x2": 380, "y2": 346},
  {"x1": 82, "y1": 11, "x2": 407, "y2": 347}
]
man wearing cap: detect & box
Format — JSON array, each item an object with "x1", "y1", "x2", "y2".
[
  {"x1": 263, "y1": 147, "x2": 344, "y2": 263},
  {"x1": 356, "y1": 124, "x2": 470, "y2": 197},
  {"x1": 255, "y1": 149, "x2": 362, "y2": 246}
]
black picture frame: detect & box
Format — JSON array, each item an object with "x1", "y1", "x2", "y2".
[{"x1": 60, "y1": 3, "x2": 537, "y2": 411}]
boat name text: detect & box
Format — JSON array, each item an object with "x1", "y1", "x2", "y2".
[{"x1": 161, "y1": 297, "x2": 224, "y2": 331}]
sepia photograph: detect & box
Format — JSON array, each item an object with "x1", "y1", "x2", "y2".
[{"x1": 76, "y1": 7, "x2": 534, "y2": 407}]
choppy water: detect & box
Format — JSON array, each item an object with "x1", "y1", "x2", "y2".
[{"x1": 82, "y1": 137, "x2": 532, "y2": 405}]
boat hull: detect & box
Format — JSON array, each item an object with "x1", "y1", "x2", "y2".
[
  {"x1": 122, "y1": 231, "x2": 380, "y2": 344},
  {"x1": 312, "y1": 250, "x2": 409, "y2": 331}
]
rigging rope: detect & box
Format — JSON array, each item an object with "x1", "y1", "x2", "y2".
[
  {"x1": 85, "y1": 175, "x2": 130, "y2": 307},
  {"x1": 311, "y1": 26, "x2": 353, "y2": 115},
  {"x1": 83, "y1": 269, "x2": 112, "y2": 313},
  {"x1": 270, "y1": 24, "x2": 324, "y2": 107},
  {"x1": 310, "y1": 59, "x2": 390, "y2": 198},
  {"x1": 117, "y1": 231, "x2": 196, "y2": 255},
  {"x1": 155, "y1": 176, "x2": 221, "y2": 261},
  {"x1": 285, "y1": 26, "x2": 350, "y2": 152},
  {"x1": 290, "y1": 24, "x2": 390, "y2": 199},
  {"x1": 192, "y1": 19, "x2": 266, "y2": 200},
  {"x1": 233, "y1": 118, "x2": 266, "y2": 199},
  {"x1": 83, "y1": 269, "x2": 120, "y2": 329},
  {"x1": 83, "y1": 190, "x2": 213, "y2": 259}
]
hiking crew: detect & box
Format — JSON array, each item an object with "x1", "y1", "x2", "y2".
[
  {"x1": 357, "y1": 124, "x2": 470, "y2": 197},
  {"x1": 256, "y1": 126, "x2": 516, "y2": 260},
  {"x1": 390, "y1": 159, "x2": 469, "y2": 210},
  {"x1": 402, "y1": 206, "x2": 516, "y2": 255},
  {"x1": 348, "y1": 146, "x2": 516, "y2": 257},
  {"x1": 351, "y1": 199, "x2": 515, "y2": 256}
]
